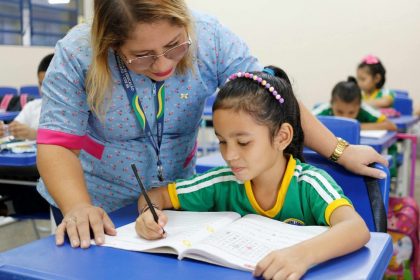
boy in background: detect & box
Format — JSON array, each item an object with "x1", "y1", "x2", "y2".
[{"x1": 0, "y1": 53, "x2": 54, "y2": 140}]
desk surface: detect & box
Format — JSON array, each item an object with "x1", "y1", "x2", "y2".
[
  {"x1": 390, "y1": 115, "x2": 419, "y2": 131},
  {"x1": 0, "y1": 204, "x2": 392, "y2": 280},
  {"x1": 0, "y1": 150, "x2": 36, "y2": 166},
  {"x1": 360, "y1": 131, "x2": 397, "y2": 153},
  {"x1": 0, "y1": 111, "x2": 19, "y2": 121}
]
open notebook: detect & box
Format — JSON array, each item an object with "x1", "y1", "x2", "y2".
[{"x1": 99, "y1": 211, "x2": 328, "y2": 271}]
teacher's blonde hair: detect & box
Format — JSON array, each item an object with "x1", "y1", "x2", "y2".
[{"x1": 86, "y1": 0, "x2": 194, "y2": 118}]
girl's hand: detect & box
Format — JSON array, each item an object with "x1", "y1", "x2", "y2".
[
  {"x1": 55, "y1": 203, "x2": 116, "y2": 248},
  {"x1": 135, "y1": 208, "x2": 167, "y2": 240},
  {"x1": 338, "y1": 144, "x2": 388, "y2": 179},
  {"x1": 254, "y1": 246, "x2": 310, "y2": 280}
]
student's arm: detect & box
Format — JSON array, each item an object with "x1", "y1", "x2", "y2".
[
  {"x1": 300, "y1": 102, "x2": 388, "y2": 178},
  {"x1": 37, "y1": 144, "x2": 116, "y2": 248},
  {"x1": 365, "y1": 97, "x2": 393, "y2": 108},
  {"x1": 135, "y1": 186, "x2": 173, "y2": 240},
  {"x1": 8, "y1": 121, "x2": 37, "y2": 140},
  {"x1": 361, "y1": 120, "x2": 397, "y2": 131},
  {"x1": 254, "y1": 206, "x2": 370, "y2": 279}
]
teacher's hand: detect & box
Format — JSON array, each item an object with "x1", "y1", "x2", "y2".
[
  {"x1": 55, "y1": 203, "x2": 117, "y2": 249},
  {"x1": 338, "y1": 145, "x2": 388, "y2": 179}
]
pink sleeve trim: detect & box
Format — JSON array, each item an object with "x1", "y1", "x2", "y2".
[{"x1": 37, "y1": 129, "x2": 104, "y2": 159}]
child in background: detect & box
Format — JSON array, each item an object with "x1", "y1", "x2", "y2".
[
  {"x1": 135, "y1": 66, "x2": 370, "y2": 279},
  {"x1": 357, "y1": 54, "x2": 394, "y2": 108},
  {"x1": 0, "y1": 53, "x2": 54, "y2": 140},
  {"x1": 313, "y1": 77, "x2": 397, "y2": 131}
]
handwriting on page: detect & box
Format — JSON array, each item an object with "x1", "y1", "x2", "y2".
[
  {"x1": 197, "y1": 215, "x2": 327, "y2": 265},
  {"x1": 202, "y1": 230, "x2": 270, "y2": 262}
]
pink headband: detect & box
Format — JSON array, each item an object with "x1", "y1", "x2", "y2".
[
  {"x1": 226, "y1": 72, "x2": 284, "y2": 104},
  {"x1": 362, "y1": 54, "x2": 379, "y2": 65}
]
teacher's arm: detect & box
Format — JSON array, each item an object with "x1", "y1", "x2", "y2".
[{"x1": 37, "y1": 144, "x2": 116, "y2": 249}]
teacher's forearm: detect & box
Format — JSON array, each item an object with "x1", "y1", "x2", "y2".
[
  {"x1": 300, "y1": 102, "x2": 336, "y2": 158},
  {"x1": 37, "y1": 144, "x2": 91, "y2": 215}
]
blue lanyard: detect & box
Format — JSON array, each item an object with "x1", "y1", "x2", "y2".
[{"x1": 115, "y1": 53, "x2": 165, "y2": 181}]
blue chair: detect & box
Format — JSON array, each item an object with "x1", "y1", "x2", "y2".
[
  {"x1": 304, "y1": 151, "x2": 390, "y2": 232},
  {"x1": 20, "y1": 86, "x2": 40, "y2": 98},
  {"x1": 317, "y1": 116, "x2": 361, "y2": 144},
  {"x1": 393, "y1": 96, "x2": 413, "y2": 115},
  {"x1": 0, "y1": 87, "x2": 18, "y2": 97},
  {"x1": 392, "y1": 89, "x2": 409, "y2": 98}
]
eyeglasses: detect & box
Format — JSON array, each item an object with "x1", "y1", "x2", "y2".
[{"x1": 123, "y1": 38, "x2": 192, "y2": 70}]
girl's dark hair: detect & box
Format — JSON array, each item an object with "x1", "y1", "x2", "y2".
[
  {"x1": 331, "y1": 76, "x2": 362, "y2": 104},
  {"x1": 213, "y1": 66, "x2": 304, "y2": 162},
  {"x1": 358, "y1": 58, "x2": 386, "y2": 89}
]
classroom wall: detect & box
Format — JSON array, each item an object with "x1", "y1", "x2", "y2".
[
  {"x1": 0, "y1": 45, "x2": 54, "y2": 88},
  {"x1": 1, "y1": 1, "x2": 419, "y2": 107},
  {"x1": 186, "y1": 0, "x2": 420, "y2": 108}
]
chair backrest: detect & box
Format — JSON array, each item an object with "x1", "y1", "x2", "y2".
[
  {"x1": 391, "y1": 89, "x2": 409, "y2": 98},
  {"x1": 304, "y1": 150, "x2": 390, "y2": 232},
  {"x1": 317, "y1": 116, "x2": 361, "y2": 144},
  {"x1": 0, "y1": 87, "x2": 18, "y2": 97},
  {"x1": 393, "y1": 96, "x2": 413, "y2": 115},
  {"x1": 20, "y1": 85, "x2": 40, "y2": 98}
]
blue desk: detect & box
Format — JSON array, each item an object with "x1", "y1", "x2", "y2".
[
  {"x1": 0, "y1": 150, "x2": 36, "y2": 166},
  {"x1": 0, "y1": 203, "x2": 392, "y2": 280},
  {"x1": 390, "y1": 116, "x2": 419, "y2": 132},
  {"x1": 360, "y1": 131, "x2": 397, "y2": 153},
  {"x1": 0, "y1": 111, "x2": 19, "y2": 122}
]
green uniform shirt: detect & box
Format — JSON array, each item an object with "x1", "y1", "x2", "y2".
[
  {"x1": 363, "y1": 89, "x2": 395, "y2": 102},
  {"x1": 168, "y1": 156, "x2": 352, "y2": 226},
  {"x1": 312, "y1": 102, "x2": 386, "y2": 123}
]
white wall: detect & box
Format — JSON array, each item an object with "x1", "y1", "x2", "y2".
[
  {"x1": 0, "y1": 45, "x2": 54, "y2": 88},
  {"x1": 1, "y1": 1, "x2": 419, "y2": 107},
  {"x1": 186, "y1": 0, "x2": 420, "y2": 108}
]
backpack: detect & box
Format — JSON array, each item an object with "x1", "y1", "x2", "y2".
[
  {"x1": 385, "y1": 196, "x2": 420, "y2": 280},
  {"x1": 0, "y1": 94, "x2": 34, "y2": 112}
]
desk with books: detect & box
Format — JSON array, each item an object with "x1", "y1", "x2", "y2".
[
  {"x1": 0, "y1": 203, "x2": 393, "y2": 280},
  {"x1": 360, "y1": 131, "x2": 397, "y2": 154},
  {"x1": 390, "y1": 115, "x2": 419, "y2": 132}
]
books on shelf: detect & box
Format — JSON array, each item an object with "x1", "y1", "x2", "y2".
[{"x1": 99, "y1": 210, "x2": 328, "y2": 271}]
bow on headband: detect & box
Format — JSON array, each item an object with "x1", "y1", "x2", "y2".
[{"x1": 362, "y1": 54, "x2": 379, "y2": 65}]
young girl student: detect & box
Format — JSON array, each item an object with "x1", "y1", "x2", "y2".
[
  {"x1": 135, "y1": 67, "x2": 370, "y2": 280},
  {"x1": 313, "y1": 77, "x2": 397, "y2": 131},
  {"x1": 357, "y1": 54, "x2": 394, "y2": 108}
]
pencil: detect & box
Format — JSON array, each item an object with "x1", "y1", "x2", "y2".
[{"x1": 131, "y1": 164, "x2": 165, "y2": 234}]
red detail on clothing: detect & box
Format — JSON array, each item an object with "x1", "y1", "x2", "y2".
[
  {"x1": 183, "y1": 141, "x2": 197, "y2": 168},
  {"x1": 37, "y1": 129, "x2": 105, "y2": 159}
]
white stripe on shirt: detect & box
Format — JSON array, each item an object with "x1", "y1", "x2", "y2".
[
  {"x1": 177, "y1": 175, "x2": 241, "y2": 195},
  {"x1": 177, "y1": 167, "x2": 232, "y2": 187},
  {"x1": 301, "y1": 170, "x2": 341, "y2": 199},
  {"x1": 299, "y1": 175, "x2": 335, "y2": 204}
]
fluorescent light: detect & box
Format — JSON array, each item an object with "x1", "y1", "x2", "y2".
[{"x1": 48, "y1": 0, "x2": 70, "y2": 4}]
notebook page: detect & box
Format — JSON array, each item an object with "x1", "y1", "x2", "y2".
[
  {"x1": 183, "y1": 214, "x2": 328, "y2": 271},
  {"x1": 100, "y1": 211, "x2": 240, "y2": 256}
]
